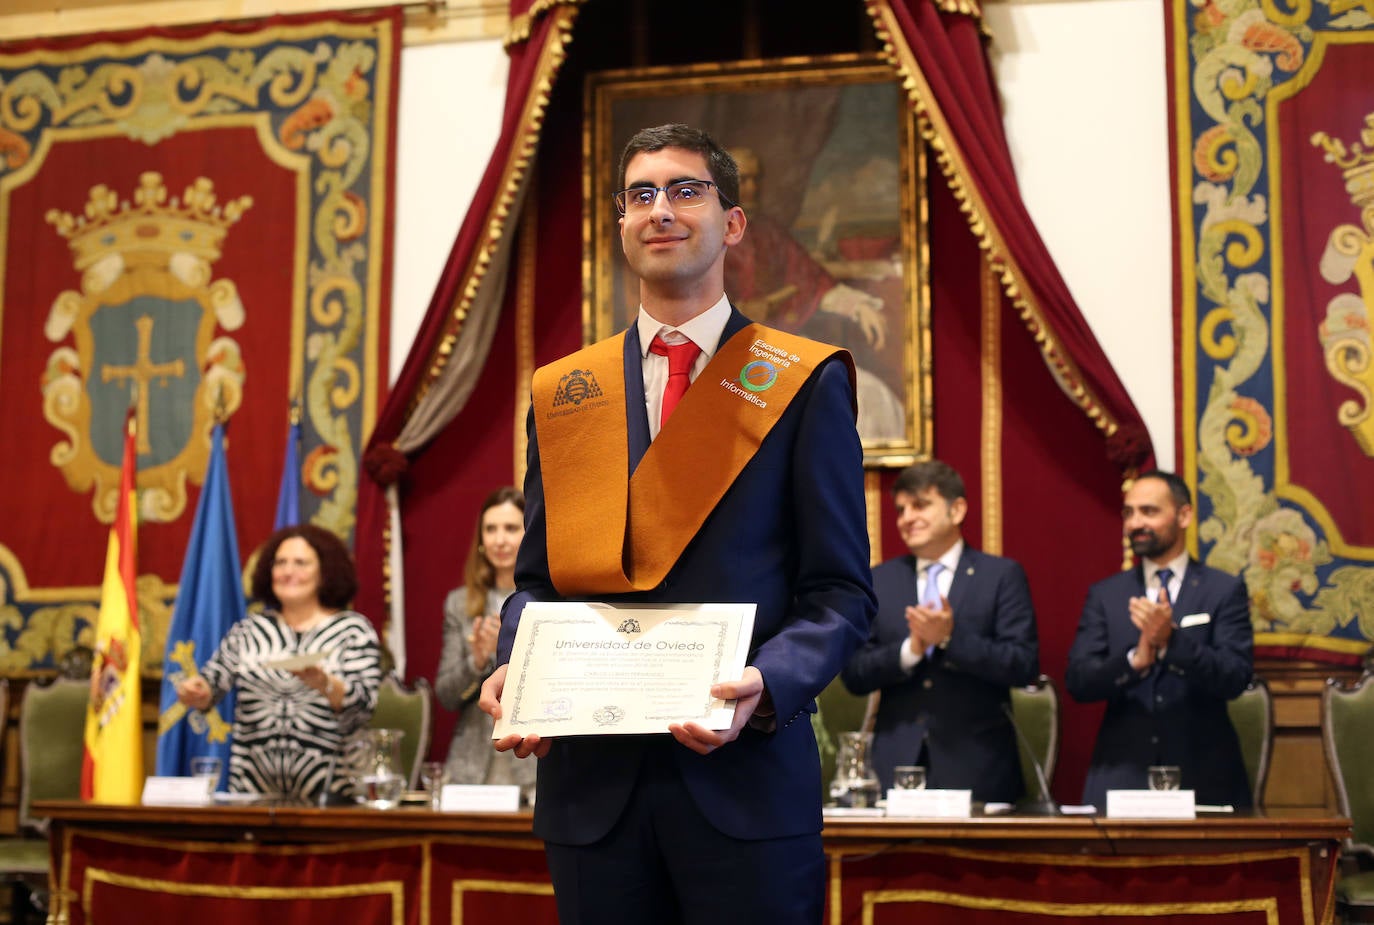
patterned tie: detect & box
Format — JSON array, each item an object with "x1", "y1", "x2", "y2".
[
  {"x1": 649, "y1": 335, "x2": 702, "y2": 427},
  {"x1": 1156, "y1": 567, "x2": 1174, "y2": 606}
]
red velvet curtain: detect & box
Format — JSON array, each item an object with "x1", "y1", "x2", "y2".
[
  {"x1": 355, "y1": 3, "x2": 576, "y2": 627},
  {"x1": 879, "y1": 0, "x2": 1153, "y2": 469}
]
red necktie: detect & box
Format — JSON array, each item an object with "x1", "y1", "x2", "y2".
[{"x1": 649, "y1": 335, "x2": 701, "y2": 427}]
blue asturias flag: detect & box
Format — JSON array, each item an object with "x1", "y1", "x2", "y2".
[
  {"x1": 274, "y1": 410, "x2": 301, "y2": 529},
  {"x1": 155, "y1": 422, "x2": 245, "y2": 786}
]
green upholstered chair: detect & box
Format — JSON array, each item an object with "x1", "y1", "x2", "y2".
[
  {"x1": 0, "y1": 677, "x2": 89, "y2": 924},
  {"x1": 1227, "y1": 677, "x2": 1273, "y2": 807},
  {"x1": 813, "y1": 677, "x2": 875, "y2": 799},
  {"x1": 18, "y1": 677, "x2": 90, "y2": 831},
  {"x1": 366, "y1": 676, "x2": 432, "y2": 790},
  {"x1": 1322, "y1": 672, "x2": 1374, "y2": 923},
  {"x1": 1010, "y1": 674, "x2": 1060, "y2": 797}
]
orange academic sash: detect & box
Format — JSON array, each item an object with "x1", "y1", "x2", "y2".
[{"x1": 531, "y1": 323, "x2": 854, "y2": 595}]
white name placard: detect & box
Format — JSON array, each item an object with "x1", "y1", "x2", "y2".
[
  {"x1": 885, "y1": 789, "x2": 973, "y2": 818},
  {"x1": 142, "y1": 776, "x2": 212, "y2": 806},
  {"x1": 1105, "y1": 789, "x2": 1196, "y2": 818},
  {"x1": 439, "y1": 784, "x2": 521, "y2": 813}
]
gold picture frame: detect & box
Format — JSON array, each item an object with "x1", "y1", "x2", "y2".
[{"x1": 583, "y1": 53, "x2": 930, "y2": 467}]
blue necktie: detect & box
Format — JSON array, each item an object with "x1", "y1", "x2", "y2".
[
  {"x1": 921, "y1": 562, "x2": 944, "y2": 608},
  {"x1": 921, "y1": 562, "x2": 944, "y2": 658},
  {"x1": 1156, "y1": 567, "x2": 1174, "y2": 606}
]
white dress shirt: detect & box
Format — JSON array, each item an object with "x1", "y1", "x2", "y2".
[
  {"x1": 636, "y1": 295, "x2": 731, "y2": 441},
  {"x1": 1128, "y1": 551, "x2": 1189, "y2": 670},
  {"x1": 1143, "y1": 551, "x2": 1188, "y2": 604}
]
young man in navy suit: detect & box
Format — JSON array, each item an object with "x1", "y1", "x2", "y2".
[
  {"x1": 478, "y1": 124, "x2": 875, "y2": 924},
  {"x1": 1067, "y1": 470, "x2": 1253, "y2": 809},
  {"x1": 842, "y1": 460, "x2": 1040, "y2": 803}
]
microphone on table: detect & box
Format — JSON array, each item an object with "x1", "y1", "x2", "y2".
[{"x1": 1001, "y1": 701, "x2": 1061, "y2": 816}]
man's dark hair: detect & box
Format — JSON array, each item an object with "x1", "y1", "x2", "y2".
[
  {"x1": 251, "y1": 524, "x2": 359, "y2": 611},
  {"x1": 892, "y1": 459, "x2": 966, "y2": 503},
  {"x1": 1135, "y1": 470, "x2": 1192, "y2": 507},
  {"x1": 618, "y1": 123, "x2": 740, "y2": 209}
]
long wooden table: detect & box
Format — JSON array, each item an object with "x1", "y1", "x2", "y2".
[{"x1": 33, "y1": 800, "x2": 1348, "y2": 924}]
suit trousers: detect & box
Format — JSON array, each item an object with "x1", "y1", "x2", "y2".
[{"x1": 543, "y1": 739, "x2": 825, "y2": 925}]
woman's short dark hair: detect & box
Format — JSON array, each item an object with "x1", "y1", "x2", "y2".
[{"x1": 250, "y1": 524, "x2": 358, "y2": 611}]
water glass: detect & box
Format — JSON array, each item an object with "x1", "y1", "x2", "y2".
[
  {"x1": 893, "y1": 765, "x2": 927, "y2": 791},
  {"x1": 1147, "y1": 765, "x2": 1182, "y2": 791},
  {"x1": 190, "y1": 756, "x2": 222, "y2": 794},
  {"x1": 361, "y1": 773, "x2": 405, "y2": 809},
  {"x1": 845, "y1": 777, "x2": 882, "y2": 808},
  {"x1": 420, "y1": 761, "x2": 447, "y2": 811}
]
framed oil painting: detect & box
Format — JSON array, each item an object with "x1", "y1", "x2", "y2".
[{"x1": 584, "y1": 54, "x2": 930, "y2": 466}]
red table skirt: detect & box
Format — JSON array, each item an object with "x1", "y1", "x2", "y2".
[{"x1": 54, "y1": 830, "x2": 1318, "y2": 925}]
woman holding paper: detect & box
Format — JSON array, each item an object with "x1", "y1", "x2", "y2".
[
  {"x1": 175, "y1": 524, "x2": 382, "y2": 801},
  {"x1": 435, "y1": 487, "x2": 536, "y2": 802}
]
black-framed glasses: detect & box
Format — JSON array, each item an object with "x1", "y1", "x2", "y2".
[{"x1": 613, "y1": 179, "x2": 733, "y2": 215}]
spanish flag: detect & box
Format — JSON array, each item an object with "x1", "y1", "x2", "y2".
[{"x1": 82, "y1": 408, "x2": 143, "y2": 802}]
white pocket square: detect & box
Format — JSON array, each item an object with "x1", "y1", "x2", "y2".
[{"x1": 1180, "y1": 613, "x2": 1211, "y2": 628}]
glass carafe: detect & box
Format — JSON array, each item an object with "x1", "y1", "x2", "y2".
[
  {"x1": 347, "y1": 728, "x2": 406, "y2": 809},
  {"x1": 830, "y1": 731, "x2": 881, "y2": 808}
]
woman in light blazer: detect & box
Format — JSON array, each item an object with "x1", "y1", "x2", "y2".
[{"x1": 434, "y1": 487, "x2": 535, "y2": 803}]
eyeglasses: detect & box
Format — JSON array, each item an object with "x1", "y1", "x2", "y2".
[{"x1": 613, "y1": 180, "x2": 733, "y2": 215}]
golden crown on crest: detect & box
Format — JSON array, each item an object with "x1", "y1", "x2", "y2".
[
  {"x1": 1312, "y1": 114, "x2": 1374, "y2": 213},
  {"x1": 44, "y1": 171, "x2": 254, "y2": 273}
]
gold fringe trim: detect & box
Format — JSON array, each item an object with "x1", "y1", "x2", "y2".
[
  {"x1": 930, "y1": 0, "x2": 990, "y2": 35},
  {"x1": 865, "y1": 470, "x2": 884, "y2": 565},
  {"x1": 406, "y1": 3, "x2": 579, "y2": 417},
  {"x1": 514, "y1": 175, "x2": 539, "y2": 488},
  {"x1": 381, "y1": 496, "x2": 393, "y2": 614},
  {"x1": 504, "y1": 0, "x2": 586, "y2": 48},
  {"x1": 865, "y1": 0, "x2": 1120, "y2": 442},
  {"x1": 980, "y1": 252, "x2": 1003, "y2": 555}
]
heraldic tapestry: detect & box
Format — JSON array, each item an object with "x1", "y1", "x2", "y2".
[
  {"x1": 1170, "y1": 0, "x2": 1374, "y2": 662},
  {"x1": 0, "y1": 10, "x2": 399, "y2": 674}
]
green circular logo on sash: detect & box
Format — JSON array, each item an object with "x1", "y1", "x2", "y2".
[{"x1": 739, "y1": 360, "x2": 779, "y2": 392}]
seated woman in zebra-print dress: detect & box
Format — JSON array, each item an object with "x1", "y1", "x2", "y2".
[{"x1": 176, "y1": 524, "x2": 382, "y2": 801}]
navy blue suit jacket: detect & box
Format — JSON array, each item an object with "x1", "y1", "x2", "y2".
[
  {"x1": 498, "y1": 308, "x2": 876, "y2": 845},
  {"x1": 841, "y1": 547, "x2": 1039, "y2": 802},
  {"x1": 1066, "y1": 560, "x2": 1253, "y2": 808}
]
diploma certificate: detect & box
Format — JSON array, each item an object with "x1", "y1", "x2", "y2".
[{"x1": 493, "y1": 601, "x2": 756, "y2": 738}]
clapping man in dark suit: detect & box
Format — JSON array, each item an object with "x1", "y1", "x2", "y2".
[
  {"x1": 1067, "y1": 470, "x2": 1253, "y2": 809},
  {"x1": 842, "y1": 460, "x2": 1039, "y2": 803}
]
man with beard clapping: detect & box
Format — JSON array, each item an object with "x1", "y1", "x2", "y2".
[{"x1": 1066, "y1": 470, "x2": 1254, "y2": 810}]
